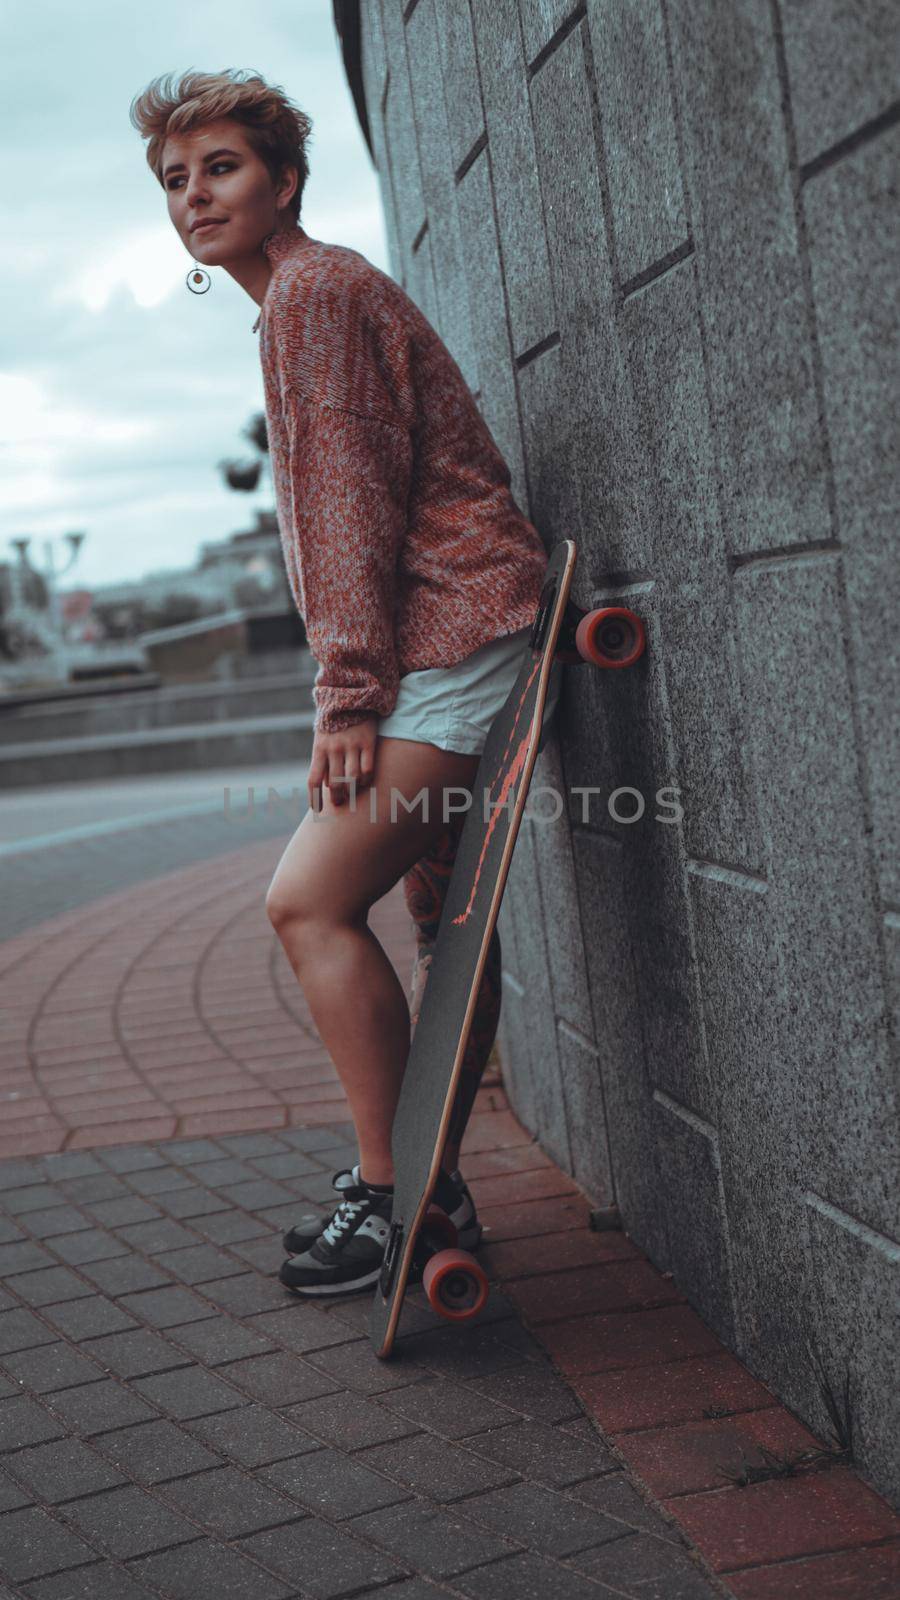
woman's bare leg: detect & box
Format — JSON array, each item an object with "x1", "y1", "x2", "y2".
[{"x1": 265, "y1": 736, "x2": 481, "y2": 1186}]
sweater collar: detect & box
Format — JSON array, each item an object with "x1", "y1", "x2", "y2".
[
  {"x1": 252, "y1": 223, "x2": 312, "y2": 332},
  {"x1": 262, "y1": 222, "x2": 312, "y2": 264}
]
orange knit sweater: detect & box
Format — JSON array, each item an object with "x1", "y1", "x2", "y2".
[{"x1": 255, "y1": 224, "x2": 548, "y2": 735}]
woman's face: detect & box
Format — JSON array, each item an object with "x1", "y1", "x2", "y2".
[{"x1": 162, "y1": 116, "x2": 296, "y2": 262}]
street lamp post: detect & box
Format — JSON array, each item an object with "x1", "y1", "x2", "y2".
[{"x1": 6, "y1": 531, "x2": 86, "y2": 679}]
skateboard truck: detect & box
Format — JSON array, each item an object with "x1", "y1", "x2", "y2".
[{"x1": 379, "y1": 1221, "x2": 403, "y2": 1299}]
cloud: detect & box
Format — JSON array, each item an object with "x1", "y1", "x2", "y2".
[{"x1": 0, "y1": 0, "x2": 388, "y2": 589}]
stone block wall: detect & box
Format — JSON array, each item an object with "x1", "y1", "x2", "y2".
[{"x1": 343, "y1": 0, "x2": 899, "y2": 1501}]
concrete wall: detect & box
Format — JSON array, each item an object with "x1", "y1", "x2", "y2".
[{"x1": 350, "y1": 0, "x2": 899, "y2": 1500}]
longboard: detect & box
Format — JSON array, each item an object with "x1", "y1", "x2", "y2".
[{"x1": 370, "y1": 538, "x2": 645, "y2": 1359}]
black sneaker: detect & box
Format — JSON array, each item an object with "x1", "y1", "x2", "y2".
[
  {"x1": 281, "y1": 1168, "x2": 360, "y2": 1257},
  {"x1": 279, "y1": 1177, "x2": 393, "y2": 1297},
  {"x1": 281, "y1": 1164, "x2": 481, "y2": 1257}
]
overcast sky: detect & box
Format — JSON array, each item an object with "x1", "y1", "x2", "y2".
[{"x1": 0, "y1": 0, "x2": 388, "y2": 591}]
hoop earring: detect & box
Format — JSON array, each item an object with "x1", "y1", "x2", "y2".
[{"x1": 186, "y1": 262, "x2": 211, "y2": 294}]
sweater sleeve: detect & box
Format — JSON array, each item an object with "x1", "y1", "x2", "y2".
[{"x1": 282, "y1": 389, "x2": 412, "y2": 735}]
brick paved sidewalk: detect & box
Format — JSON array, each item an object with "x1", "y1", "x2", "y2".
[{"x1": 1, "y1": 838, "x2": 897, "y2": 1599}]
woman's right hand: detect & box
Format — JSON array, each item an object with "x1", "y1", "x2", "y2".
[{"x1": 307, "y1": 715, "x2": 379, "y2": 813}]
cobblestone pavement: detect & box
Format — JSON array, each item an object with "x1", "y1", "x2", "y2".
[
  {"x1": 1, "y1": 828, "x2": 898, "y2": 1598},
  {"x1": 0, "y1": 1128, "x2": 726, "y2": 1600}
]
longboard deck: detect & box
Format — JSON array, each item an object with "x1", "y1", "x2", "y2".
[{"x1": 370, "y1": 539, "x2": 577, "y2": 1359}]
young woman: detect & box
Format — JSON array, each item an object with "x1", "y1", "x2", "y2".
[{"x1": 131, "y1": 69, "x2": 561, "y2": 1296}]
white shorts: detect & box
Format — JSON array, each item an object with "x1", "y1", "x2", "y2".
[{"x1": 377, "y1": 625, "x2": 563, "y2": 756}]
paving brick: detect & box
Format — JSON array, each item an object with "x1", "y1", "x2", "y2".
[
  {"x1": 468, "y1": 1168, "x2": 580, "y2": 1209},
  {"x1": 48, "y1": 1230, "x2": 127, "y2": 1267},
  {"x1": 540, "y1": 1304, "x2": 723, "y2": 1375},
  {"x1": 188, "y1": 1208, "x2": 269, "y2": 1246},
  {"x1": 571, "y1": 1530, "x2": 719, "y2": 1598},
  {"x1": 452, "y1": 1548, "x2": 617, "y2": 1600},
  {"x1": 132, "y1": 1534, "x2": 294, "y2": 1599},
  {"x1": 80, "y1": 1328, "x2": 189, "y2": 1380},
  {"x1": 350, "y1": 1496, "x2": 517, "y2": 1579},
  {"x1": 667, "y1": 1467, "x2": 900, "y2": 1571},
  {"x1": 44, "y1": 1379, "x2": 158, "y2": 1436},
  {"x1": 93, "y1": 1418, "x2": 220, "y2": 1483},
  {"x1": 617, "y1": 1406, "x2": 823, "y2": 1498},
  {"x1": 2, "y1": 1341, "x2": 103, "y2": 1395},
  {"x1": 574, "y1": 1351, "x2": 779, "y2": 1434},
  {"x1": 158, "y1": 1186, "x2": 232, "y2": 1220},
  {"x1": 465, "y1": 1364, "x2": 585, "y2": 1425},
  {"x1": 572, "y1": 1471, "x2": 687, "y2": 1542},
  {"x1": 190, "y1": 1275, "x2": 295, "y2": 1319},
  {"x1": 725, "y1": 1541, "x2": 900, "y2": 1600},
  {"x1": 359, "y1": 1432, "x2": 519, "y2": 1503},
  {"x1": 346, "y1": 1581, "x2": 450, "y2": 1600},
  {"x1": 156, "y1": 1463, "x2": 304, "y2": 1536},
  {"x1": 162, "y1": 1139, "x2": 227, "y2": 1165},
  {"x1": 481, "y1": 1226, "x2": 639, "y2": 1279},
  {"x1": 0, "y1": 1503, "x2": 94, "y2": 1581},
  {"x1": 99, "y1": 1146, "x2": 167, "y2": 1174},
  {"x1": 395, "y1": 1322, "x2": 544, "y2": 1382},
  {"x1": 115, "y1": 1217, "x2": 196, "y2": 1254},
  {"x1": 248, "y1": 1150, "x2": 322, "y2": 1180},
  {"x1": 25, "y1": 1560, "x2": 162, "y2": 1599},
  {"x1": 303, "y1": 1338, "x2": 433, "y2": 1395},
  {"x1": 226, "y1": 1234, "x2": 285, "y2": 1274},
  {"x1": 43, "y1": 1296, "x2": 137, "y2": 1341},
  {"x1": 80, "y1": 1255, "x2": 171, "y2": 1297},
  {"x1": 86, "y1": 1197, "x2": 163, "y2": 1227},
  {"x1": 282, "y1": 1123, "x2": 354, "y2": 1150},
  {"x1": 42, "y1": 1153, "x2": 105, "y2": 1181},
  {"x1": 185, "y1": 1402, "x2": 321, "y2": 1467},
  {"x1": 264, "y1": 1446, "x2": 411, "y2": 1520},
  {"x1": 0, "y1": 1403, "x2": 65, "y2": 1465},
  {"x1": 0, "y1": 1161, "x2": 43, "y2": 1191},
  {"x1": 6, "y1": 1437, "x2": 123, "y2": 1503},
  {"x1": 459, "y1": 1478, "x2": 629, "y2": 1558},
  {"x1": 181, "y1": 1158, "x2": 257, "y2": 1187},
  {"x1": 1, "y1": 1184, "x2": 62, "y2": 1216},
  {"x1": 379, "y1": 1378, "x2": 527, "y2": 1443},
  {"x1": 477, "y1": 1194, "x2": 591, "y2": 1242},
  {"x1": 117, "y1": 1285, "x2": 216, "y2": 1330},
  {"x1": 240, "y1": 1516, "x2": 407, "y2": 1597},
  {"x1": 59, "y1": 1173, "x2": 129, "y2": 1203},
  {"x1": 218, "y1": 1352, "x2": 341, "y2": 1407},
  {"x1": 126, "y1": 1165, "x2": 199, "y2": 1196},
  {"x1": 132, "y1": 1365, "x2": 244, "y2": 1419},
  {"x1": 167, "y1": 1314, "x2": 276, "y2": 1367},
  {"x1": 153, "y1": 1246, "x2": 247, "y2": 1285},
  {"x1": 463, "y1": 1417, "x2": 615, "y2": 1487},
  {"x1": 286, "y1": 1390, "x2": 418, "y2": 1451},
  {"x1": 508, "y1": 1258, "x2": 684, "y2": 1325},
  {"x1": 16, "y1": 1206, "x2": 92, "y2": 1239},
  {"x1": 0, "y1": 1475, "x2": 30, "y2": 1511},
  {"x1": 217, "y1": 1179, "x2": 296, "y2": 1211},
  {"x1": 0, "y1": 1241, "x2": 52, "y2": 1276},
  {"x1": 0, "y1": 1308, "x2": 57, "y2": 1356},
  {"x1": 219, "y1": 1132, "x2": 293, "y2": 1158},
  {"x1": 246, "y1": 1306, "x2": 362, "y2": 1356},
  {"x1": 60, "y1": 1481, "x2": 196, "y2": 1558}
]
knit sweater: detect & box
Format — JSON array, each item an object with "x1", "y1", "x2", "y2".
[{"x1": 254, "y1": 223, "x2": 549, "y2": 735}]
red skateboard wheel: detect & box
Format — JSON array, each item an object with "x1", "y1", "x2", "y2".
[
  {"x1": 423, "y1": 1248, "x2": 489, "y2": 1321},
  {"x1": 576, "y1": 606, "x2": 645, "y2": 668}
]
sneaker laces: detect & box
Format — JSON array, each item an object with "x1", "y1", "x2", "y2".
[{"x1": 319, "y1": 1184, "x2": 371, "y2": 1249}]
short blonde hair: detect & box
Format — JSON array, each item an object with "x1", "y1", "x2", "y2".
[{"x1": 130, "y1": 68, "x2": 312, "y2": 220}]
